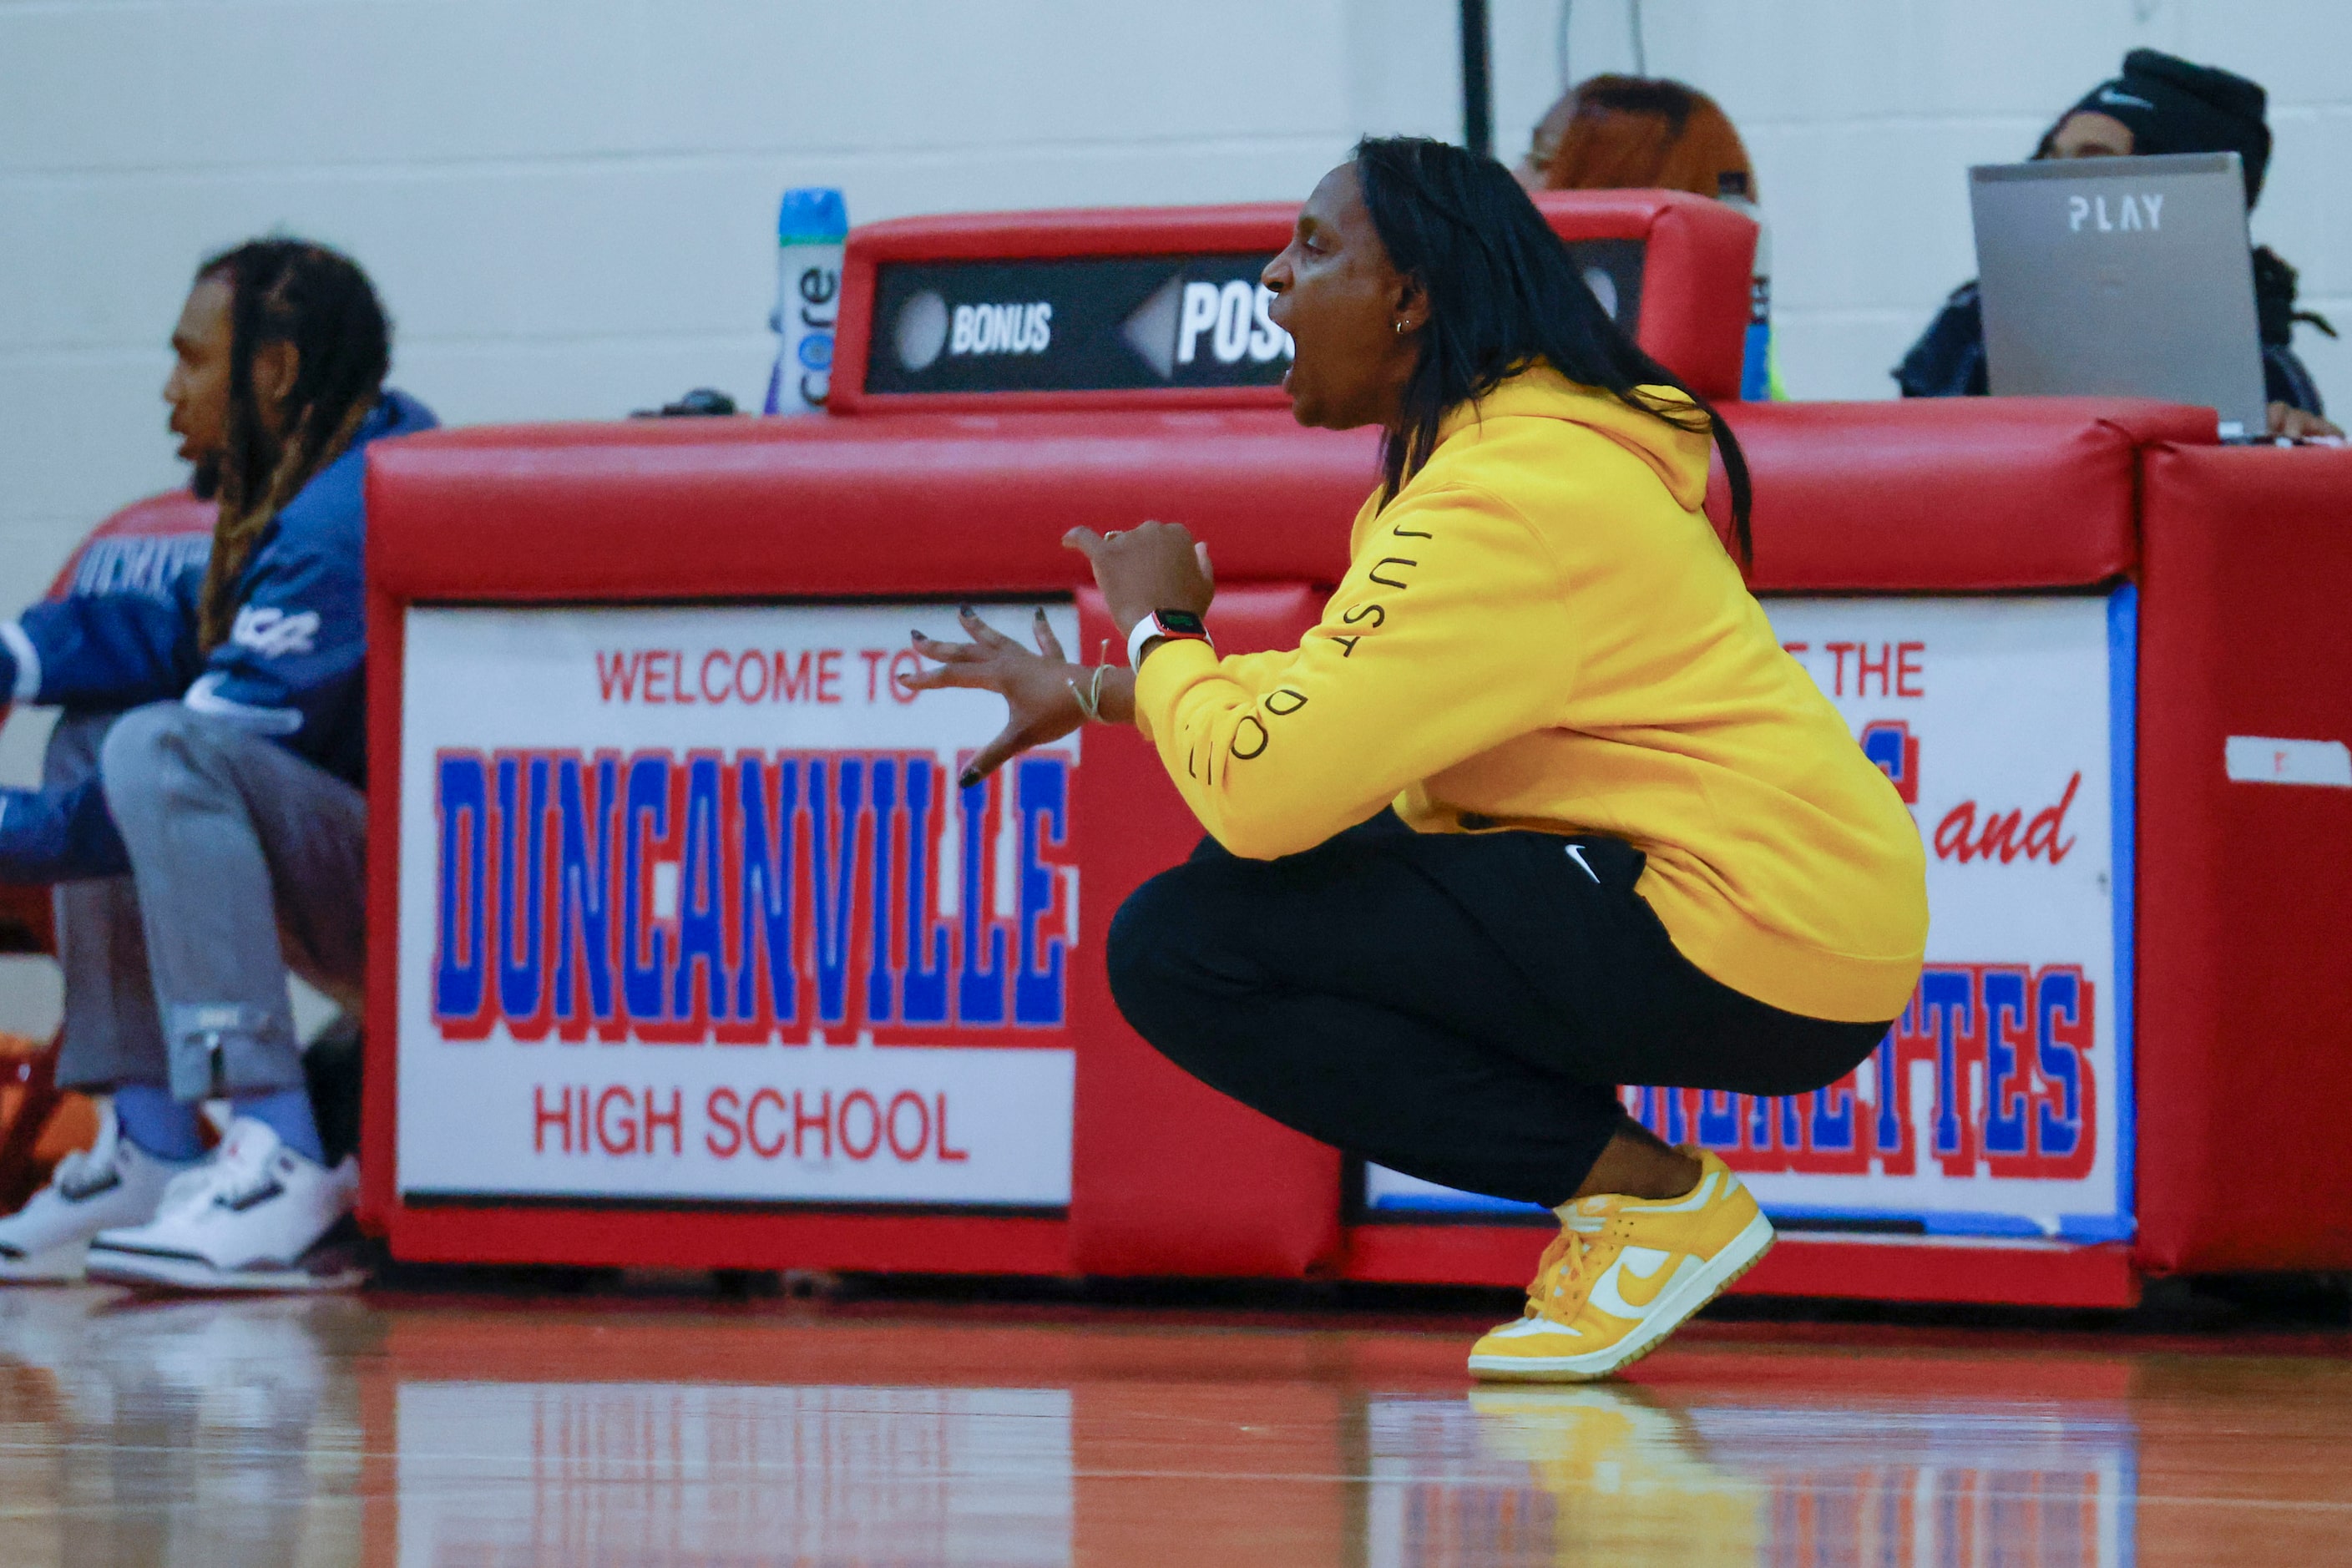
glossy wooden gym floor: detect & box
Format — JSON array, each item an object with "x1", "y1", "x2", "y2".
[{"x1": 0, "y1": 1280, "x2": 2345, "y2": 1565}]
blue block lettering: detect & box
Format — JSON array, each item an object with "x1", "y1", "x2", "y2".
[
  {"x1": 733, "y1": 755, "x2": 800, "y2": 1026},
  {"x1": 670, "y1": 753, "x2": 729, "y2": 1022},
  {"x1": 809, "y1": 756, "x2": 865, "y2": 1026},
  {"x1": 900, "y1": 759, "x2": 951, "y2": 1025},
  {"x1": 433, "y1": 753, "x2": 488, "y2": 1021},
  {"x1": 1982, "y1": 968, "x2": 2030, "y2": 1156},
  {"x1": 2036, "y1": 970, "x2": 2085, "y2": 1157},
  {"x1": 1697, "y1": 1090, "x2": 1741, "y2": 1150},
  {"x1": 621, "y1": 754, "x2": 671, "y2": 1020},
  {"x1": 1014, "y1": 757, "x2": 1069, "y2": 1026},
  {"x1": 554, "y1": 754, "x2": 616, "y2": 1028},
  {"x1": 865, "y1": 758, "x2": 899, "y2": 1025},
  {"x1": 1919, "y1": 969, "x2": 1974, "y2": 1158},
  {"x1": 956, "y1": 773, "x2": 1007, "y2": 1026},
  {"x1": 495, "y1": 754, "x2": 551, "y2": 1023}
]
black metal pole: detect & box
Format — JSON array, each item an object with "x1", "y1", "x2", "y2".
[{"x1": 1460, "y1": 0, "x2": 1493, "y2": 158}]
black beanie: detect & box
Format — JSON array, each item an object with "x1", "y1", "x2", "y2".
[{"x1": 2059, "y1": 48, "x2": 2271, "y2": 207}]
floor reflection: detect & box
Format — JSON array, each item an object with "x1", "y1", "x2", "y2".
[
  {"x1": 1370, "y1": 1387, "x2": 1768, "y2": 1565},
  {"x1": 1368, "y1": 1378, "x2": 2137, "y2": 1565},
  {"x1": 396, "y1": 1382, "x2": 1073, "y2": 1565},
  {"x1": 0, "y1": 1288, "x2": 372, "y2": 1565},
  {"x1": 0, "y1": 1285, "x2": 2345, "y2": 1566}
]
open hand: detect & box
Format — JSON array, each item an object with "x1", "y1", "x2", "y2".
[{"x1": 900, "y1": 607, "x2": 1082, "y2": 786}]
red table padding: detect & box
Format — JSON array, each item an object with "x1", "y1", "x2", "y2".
[
  {"x1": 1068, "y1": 584, "x2": 1341, "y2": 1277},
  {"x1": 2135, "y1": 442, "x2": 2352, "y2": 1273},
  {"x1": 368, "y1": 410, "x2": 1375, "y2": 599},
  {"x1": 363, "y1": 395, "x2": 2258, "y2": 1292},
  {"x1": 1717, "y1": 398, "x2": 2214, "y2": 591},
  {"x1": 370, "y1": 396, "x2": 2205, "y2": 604},
  {"x1": 1532, "y1": 188, "x2": 1757, "y2": 403}
]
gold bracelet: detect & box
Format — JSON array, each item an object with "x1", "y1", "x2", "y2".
[{"x1": 1066, "y1": 670, "x2": 1100, "y2": 723}]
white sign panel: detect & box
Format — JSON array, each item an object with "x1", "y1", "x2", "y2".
[
  {"x1": 1370, "y1": 593, "x2": 2134, "y2": 1241},
  {"x1": 397, "y1": 603, "x2": 1082, "y2": 1207},
  {"x1": 2224, "y1": 735, "x2": 2351, "y2": 788}
]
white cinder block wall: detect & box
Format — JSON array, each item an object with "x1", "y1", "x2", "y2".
[{"x1": 0, "y1": 0, "x2": 2344, "y2": 1032}]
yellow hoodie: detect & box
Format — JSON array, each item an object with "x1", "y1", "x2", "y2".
[{"x1": 1133, "y1": 367, "x2": 1927, "y2": 1024}]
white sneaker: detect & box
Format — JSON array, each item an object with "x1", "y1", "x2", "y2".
[
  {"x1": 86, "y1": 1118, "x2": 365, "y2": 1293},
  {"x1": 0, "y1": 1102, "x2": 200, "y2": 1283}
]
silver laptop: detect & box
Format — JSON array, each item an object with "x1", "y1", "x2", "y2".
[{"x1": 1970, "y1": 152, "x2": 2265, "y2": 438}]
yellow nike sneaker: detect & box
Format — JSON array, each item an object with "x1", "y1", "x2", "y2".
[{"x1": 1467, "y1": 1149, "x2": 1773, "y2": 1383}]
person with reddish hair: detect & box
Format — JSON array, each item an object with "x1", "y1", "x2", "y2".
[
  {"x1": 1519, "y1": 76, "x2": 1775, "y2": 397},
  {"x1": 1516, "y1": 75, "x2": 1757, "y2": 202}
]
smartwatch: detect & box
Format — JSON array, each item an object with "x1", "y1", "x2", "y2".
[{"x1": 1127, "y1": 609, "x2": 1211, "y2": 668}]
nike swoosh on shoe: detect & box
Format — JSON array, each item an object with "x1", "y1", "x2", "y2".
[{"x1": 1586, "y1": 1247, "x2": 1684, "y2": 1318}]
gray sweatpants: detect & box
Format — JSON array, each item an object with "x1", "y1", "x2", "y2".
[{"x1": 47, "y1": 704, "x2": 367, "y2": 1101}]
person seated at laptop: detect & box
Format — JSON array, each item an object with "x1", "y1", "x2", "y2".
[
  {"x1": 1895, "y1": 48, "x2": 2339, "y2": 438},
  {"x1": 0, "y1": 239, "x2": 435, "y2": 1291}
]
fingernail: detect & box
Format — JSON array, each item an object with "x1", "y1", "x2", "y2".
[
  {"x1": 958, "y1": 769, "x2": 979, "y2": 789},
  {"x1": 960, "y1": 604, "x2": 976, "y2": 617},
  {"x1": 912, "y1": 629, "x2": 925, "y2": 641},
  {"x1": 1034, "y1": 607, "x2": 1047, "y2": 620}
]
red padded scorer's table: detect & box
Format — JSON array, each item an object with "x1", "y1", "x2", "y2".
[{"x1": 360, "y1": 196, "x2": 2345, "y2": 1305}]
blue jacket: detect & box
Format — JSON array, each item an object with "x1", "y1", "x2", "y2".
[{"x1": 0, "y1": 390, "x2": 434, "y2": 881}]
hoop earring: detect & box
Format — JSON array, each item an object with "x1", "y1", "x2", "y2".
[{"x1": 1394, "y1": 321, "x2": 1407, "y2": 335}]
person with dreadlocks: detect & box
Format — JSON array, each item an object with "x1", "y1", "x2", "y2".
[
  {"x1": 908, "y1": 139, "x2": 1925, "y2": 1381},
  {"x1": 0, "y1": 239, "x2": 434, "y2": 1290}
]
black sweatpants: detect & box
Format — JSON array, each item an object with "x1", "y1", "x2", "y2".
[{"x1": 1105, "y1": 814, "x2": 1891, "y2": 1208}]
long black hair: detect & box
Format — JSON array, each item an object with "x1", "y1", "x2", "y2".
[
  {"x1": 195, "y1": 238, "x2": 390, "y2": 651},
  {"x1": 1352, "y1": 135, "x2": 1753, "y2": 567}
]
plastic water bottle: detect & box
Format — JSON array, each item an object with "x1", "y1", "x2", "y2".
[
  {"x1": 1717, "y1": 171, "x2": 1773, "y2": 402},
  {"x1": 763, "y1": 187, "x2": 848, "y2": 414}
]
